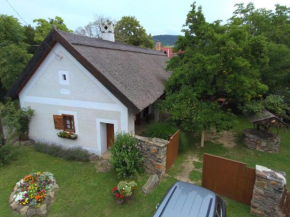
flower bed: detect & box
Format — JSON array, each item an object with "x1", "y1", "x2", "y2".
[
  {"x1": 111, "y1": 181, "x2": 137, "y2": 204},
  {"x1": 9, "y1": 172, "x2": 59, "y2": 217},
  {"x1": 57, "y1": 131, "x2": 77, "y2": 140}
]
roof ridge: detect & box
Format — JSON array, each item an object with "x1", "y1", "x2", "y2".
[
  {"x1": 71, "y1": 42, "x2": 166, "y2": 56},
  {"x1": 57, "y1": 30, "x2": 166, "y2": 56}
]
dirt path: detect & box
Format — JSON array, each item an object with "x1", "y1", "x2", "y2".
[
  {"x1": 205, "y1": 130, "x2": 237, "y2": 148},
  {"x1": 167, "y1": 154, "x2": 200, "y2": 184}
]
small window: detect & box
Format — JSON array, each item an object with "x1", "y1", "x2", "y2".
[
  {"x1": 58, "y1": 71, "x2": 69, "y2": 85},
  {"x1": 53, "y1": 114, "x2": 75, "y2": 133},
  {"x1": 63, "y1": 114, "x2": 75, "y2": 132}
]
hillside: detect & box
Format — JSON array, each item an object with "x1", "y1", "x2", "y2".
[{"x1": 152, "y1": 35, "x2": 179, "y2": 47}]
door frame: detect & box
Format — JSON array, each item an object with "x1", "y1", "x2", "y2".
[{"x1": 96, "y1": 118, "x2": 118, "y2": 155}]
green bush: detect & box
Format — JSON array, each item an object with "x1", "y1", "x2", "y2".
[
  {"x1": 0, "y1": 144, "x2": 17, "y2": 166},
  {"x1": 111, "y1": 133, "x2": 144, "y2": 178},
  {"x1": 62, "y1": 147, "x2": 90, "y2": 162},
  {"x1": 142, "y1": 122, "x2": 190, "y2": 151},
  {"x1": 34, "y1": 143, "x2": 89, "y2": 162}
]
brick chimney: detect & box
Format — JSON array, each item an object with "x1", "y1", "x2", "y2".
[
  {"x1": 101, "y1": 22, "x2": 115, "y2": 42},
  {"x1": 156, "y1": 41, "x2": 162, "y2": 51}
]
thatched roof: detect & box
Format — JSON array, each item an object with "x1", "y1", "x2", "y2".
[
  {"x1": 7, "y1": 28, "x2": 170, "y2": 114},
  {"x1": 247, "y1": 109, "x2": 288, "y2": 128}
]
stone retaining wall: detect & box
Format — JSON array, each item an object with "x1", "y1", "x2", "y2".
[
  {"x1": 251, "y1": 165, "x2": 286, "y2": 217},
  {"x1": 135, "y1": 136, "x2": 169, "y2": 176},
  {"x1": 243, "y1": 129, "x2": 280, "y2": 153}
]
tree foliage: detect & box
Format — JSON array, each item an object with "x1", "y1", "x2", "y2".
[
  {"x1": 0, "y1": 99, "x2": 34, "y2": 140},
  {"x1": 75, "y1": 15, "x2": 115, "y2": 38},
  {"x1": 163, "y1": 3, "x2": 271, "y2": 133},
  {"x1": 115, "y1": 16, "x2": 154, "y2": 48},
  {"x1": 231, "y1": 3, "x2": 290, "y2": 98},
  {"x1": 33, "y1": 16, "x2": 72, "y2": 43},
  {"x1": 0, "y1": 15, "x2": 32, "y2": 93}
]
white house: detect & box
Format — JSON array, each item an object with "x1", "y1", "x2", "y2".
[{"x1": 7, "y1": 26, "x2": 170, "y2": 156}]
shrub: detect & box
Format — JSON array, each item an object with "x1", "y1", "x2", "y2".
[
  {"x1": 0, "y1": 99, "x2": 34, "y2": 140},
  {"x1": 111, "y1": 133, "x2": 144, "y2": 178},
  {"x1": 142, "y1": 122, "x2": 190, "y2": 151},
  {"x1": 62, "y1": 147, "x2": 90, "y2": 162},
  {"x1": 0, "y1": 144, "x2": 17, "y2": 166},
  {"x1": 34, "y1": 143, "x2": 89, "y2": 162}
]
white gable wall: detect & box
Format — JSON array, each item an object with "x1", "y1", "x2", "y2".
[{"x1": 19, "y1": 43, "x2": 129, "y2": 155}]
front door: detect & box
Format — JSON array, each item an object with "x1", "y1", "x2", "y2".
[{"x1": 106, "y1": 123, "x2": 114, "y2": 149}]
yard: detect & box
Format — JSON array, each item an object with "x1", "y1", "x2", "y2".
[{"x1": 0, "y1": 116, "x2": 289, "y2": 217}]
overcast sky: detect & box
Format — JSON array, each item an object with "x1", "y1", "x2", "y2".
[{"x1": 1, "y1": 0, "x2": 290, "y2": 35}]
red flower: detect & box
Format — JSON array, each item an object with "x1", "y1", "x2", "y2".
[
  {"x1": 111, "y1": 186, "x2": 117, "y2": 192},
  {"x1": 116, "y1": 193, "x2": 124, "y2": 199}
]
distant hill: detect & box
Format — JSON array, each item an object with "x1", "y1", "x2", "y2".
[{"x1": 152, "y1": 35, "x2": 179, "y2": 47}]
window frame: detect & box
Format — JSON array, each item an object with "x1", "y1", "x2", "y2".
[{"x1": 62, "y1": 114, "x2": 75, "y2": 133}]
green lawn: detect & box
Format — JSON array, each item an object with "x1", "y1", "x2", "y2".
[
  {"x1": 1, "y1": 116, "x2": 289, "y2": 217},
  {"x1": 169, "y1": 116, "x2": 290, "y2": 216},
  {"x1": 0, "y1": 146, "x2": 176, "y2": 217}
]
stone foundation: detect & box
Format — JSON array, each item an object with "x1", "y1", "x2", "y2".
[
  {"x1": 251, "y1": 165, "x2": 286, "y2": 216},
  {"x1": 135, "y1": 136, "x2": 169, "y2": 176},
  {"x1": 243, "y1": 129, "x2": 280, "y2": 153}
]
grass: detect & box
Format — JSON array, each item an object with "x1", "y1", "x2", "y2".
[
  {"x1": 165, "y1": 116, "x2": 290, "y2": 216},
  {"x1": 193, "y1": 162, "x2": 203, "y2": 170},
  {"x1": 1, "y1": 116, "x2": 288, "y2": 217},
  {"x1": 189, "y1": 170, "x2": 202, "y2": 182},
  {"x1": 0, "y1": 145, "x2": 176, "y2": 217}
]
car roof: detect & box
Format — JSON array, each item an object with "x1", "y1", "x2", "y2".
[{"x1": 154, "y1": 181, "x2": 216, "y2": 217}]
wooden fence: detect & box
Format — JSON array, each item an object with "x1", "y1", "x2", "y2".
[
  {"x1": 280, "y1": 186, "x2": 290, "y2": 217},
  {"x1": 202, "y1": 153, "x2": 256, "y2": 205},
  {"x1": 166, "y1": 130, "x2": 180, "y2": 171}
]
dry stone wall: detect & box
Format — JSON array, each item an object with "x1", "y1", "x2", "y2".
[
  {"x1": 243, "y1": 129, "x2": 280, "y2": 153},
  {"x1": 251, "y1": 165, "x2": 286, "y2": 217},
  {"x1": 135, "y1": 136, "x2": 169, "y2": 176}
]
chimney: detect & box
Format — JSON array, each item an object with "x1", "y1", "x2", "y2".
[
  {"x1": 156, "y1": 41, "x2": 162, "y2": 51},
  {"x1": 101, "y1": 22, "x2": 115, "y2": 42}
]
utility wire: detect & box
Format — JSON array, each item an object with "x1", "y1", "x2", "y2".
[{"x1": 5, "y1": 0, "x2": 63, "y2": 59}]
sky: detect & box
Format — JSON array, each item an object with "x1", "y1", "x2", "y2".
[{"x1": 1, "y1": 0, "x2": 290, "y2": 36}]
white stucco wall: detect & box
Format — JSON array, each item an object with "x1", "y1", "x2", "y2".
[{"x1": 19, "y1": 43, "x2": 128, "y2": 155}]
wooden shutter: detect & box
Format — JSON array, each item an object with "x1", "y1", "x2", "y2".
[{"x1": 53, "y1": 115, "x2": 64, "y2": 130}]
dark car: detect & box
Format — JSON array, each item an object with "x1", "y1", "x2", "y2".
[{"x1": 154, "y1": 181, "x2": 226, "y2": 217}]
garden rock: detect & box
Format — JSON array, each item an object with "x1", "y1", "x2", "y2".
[
  {"x1": 36, "y1": 204, "x2": 47, "y2": 217},
  {"x1": 20, "y1": 206, "x2": 29, "y2": 215},
  {"x1": 26, "y1": 208, "x2": 36, "y2": 217},
  {"x1": 48, "y1": 191, "x2": 54, "y2": 199},
  {"x1": 9, "y1": 192, "x2": 15, "y2": 203},
  {"x1": 142, "y1": 174, "x2": 159, "y2": 194},
  {"x1": 10, "y1": 201, "x2": 18, "y2": 210}
]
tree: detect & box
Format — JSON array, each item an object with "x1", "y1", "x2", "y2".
[
  {"x1": 162, "y1": 3, "x2": 270, "y2": 145},
  {"x1": 115, "y1": 16, "x2": 154, "y2": 48},
  {"x1": 0, "y1": 15, "x2": 32, "y2": 93},
  {"x1": 0, "y1": 99, "x2": 34, "y2": 140},
  {"x1": 23, "y1": 25, "x2": 38, "y2": 54},
  {"x1": 230, "y1": 3, "x2": 290, "y2": 97},
  {"x1": 33, "y1": 16, "x2": 72, "y2": 43},
  {"x1": 75, "y1": 15, "x2": 115, "y2": 38}
]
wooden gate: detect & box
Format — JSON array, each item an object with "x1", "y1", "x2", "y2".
[
  {"x1": 166, "y1": 130, "x2": 180, "y2": 171},
  {"x1": 202, "y1": 154, "x2": 256, "y2": 205},
  {"x1": 280, "y1": 186, "x2": 290, "y2": 217}
]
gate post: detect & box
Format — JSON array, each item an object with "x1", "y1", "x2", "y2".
[{"x1": 251, "y1": 165, "x2": 286, "y2": 216}]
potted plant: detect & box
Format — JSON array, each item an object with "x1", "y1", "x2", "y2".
[
  {"x1": 115, "y1": 193, "x2": 125, "y2": 204},
  {"x1": 117, "y1": 181, "x2": 137, "y2": 200}
]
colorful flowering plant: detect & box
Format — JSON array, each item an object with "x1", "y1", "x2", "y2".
[
  {"x1": 14, "y1": 172, "x2": 55, "y2": 207},
  {"x1": 117, "y1": 180, "x2": 137, "y2": 197},
  {"x1": 115, "y1": 193, "x2": 125, "y2": 203},
  {"x1": 57, "y1": 130, "x2": 77, "y2": 139}
]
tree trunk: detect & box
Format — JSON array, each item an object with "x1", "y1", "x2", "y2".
[
  {"x1": 201, "y1": 131, "x2": 205, "y2": 147},
  {"x1": 0, "y1": 117, "x2": 5, "y2": 145}
]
